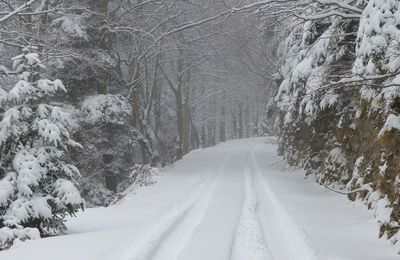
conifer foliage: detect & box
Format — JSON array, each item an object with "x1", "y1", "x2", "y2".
[{"x1": 0, "y1": 46, "x2": 83, "y2": 249}]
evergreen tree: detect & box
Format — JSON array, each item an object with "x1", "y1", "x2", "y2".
[{"x1": 0, "y1": 46, "x2": 83, "y2": 248}]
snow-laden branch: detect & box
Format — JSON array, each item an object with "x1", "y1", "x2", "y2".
[
  {"x1": 294, "y1": 10, "x2": 361, "y2": 20},
  {"x1": 0, "y1": 0, "x2": 38, "y2": 24},
  {"x1": 233, "y1": 0, "x2": 363, "y2": 21},
  {"x1": 313, "y1": 0, "x2": 363, "y2": 14}
]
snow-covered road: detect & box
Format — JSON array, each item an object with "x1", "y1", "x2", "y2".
[{"x1": 1, "y1": 137, "x2": 398, "y2": 260}]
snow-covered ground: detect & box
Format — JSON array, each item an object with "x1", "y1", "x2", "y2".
[{"x1": 1, "y1": 137, "x2": 398, "y2": 260}]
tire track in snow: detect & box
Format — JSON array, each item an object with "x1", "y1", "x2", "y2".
[
  {"x1": 119, "y1": 154, "x2": 231, "y2": 260},
  {"x1": 231, "y1": 161, "x2": 272, "y2": 260},
  {"x1": 250, "y1": 147, "x2": 320, "y2": 260},
  {"x1": 120, "y1": 177, "x2": 210, "y2": 260},
  {"x1": 172, "y1": 154, "x2": 231, "y2": 260}
]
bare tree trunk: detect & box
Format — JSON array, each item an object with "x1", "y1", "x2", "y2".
[
  {"x1": 238, "y1": 101, "x2": 243, "y2": 139},
  {"x1": 97, "y1": 0, "x2": 111, "y2": 95},
  {"x1": 39, "y1": 0, "x2": 49, "y2": 36},
  {"x1": 154, "y1": 73, "x2": 162, "y2": 136},
  {"x1": 182, "y1": 68, "x2": 192, "y2": 155},
  {"x1": 245, "y1": 97, "x2": 250, "y2": 137},
  {"x1": 146, "y1": 54, "x2": 161, "y2": 123},
  {"x1": 175, "y1": 56, "x2": 184, "y2": 160},
  {"x1": 232, "y1": 101, "x2": 237, "y2": 139},
  {"x1": 190, "y1": 117, "x2": 200, "y2": 149},
  {"x1": 219, "y1": 92, "x2": 226, "y2": 142}
]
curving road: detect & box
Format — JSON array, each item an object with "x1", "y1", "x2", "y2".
[{"x1": 1, "y1": 137, "x2": 398, "y2": 260}]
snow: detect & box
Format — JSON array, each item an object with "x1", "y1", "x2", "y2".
[
  {"x1": 119, "y1": 170, "x2": 212, "y2": 260},
  {"x1": 0, "y1": 173, "x2": 16, "y2": 206},
  {"x1": 24, "y1": 53, "x2": 42, "y2": 66},
  {"x1": 53, "y1": 179, "x2": 84, "y2": 205},
  {"x1": 37, "y1": 79, "x2": 66, "y2": 94},
  {"x1": 346, "y1": 156, "x2": 365, "y2": 189},
  {"x1": 328, "y1": 147, "x2": 347, "y2": 167},
  {"x1": 52, "y1": 15, "x2": 89, "y2": 41},
  {"x1": 81, "y1": 94, "x2": 131, "y2": 125},
  {"x1": 292, "y1": 57, "x2": 312, "y2": 83},
  {"x1": 0, "y1": 227, "x2": 40, "y2": 249},
  {"x1": 379, "y1": 114, "x2": 400, "y2": 137},
  {"x1": 232, "y1": 166, "x2": 271, "y2": 260},
  {"x1": 275, "y1": 20, "x2": 347, "y2": 126},
  {"x1": 319, "y1": 93, "x2": 339, "y2": 110},
  {"x1": 355, "y1": 0, "x2": 400, "y2": 75},
  {"x1": 360, "y1": 86, "x2": 377, "y2": 101},
  {"x1": 375, "y1": 197, "x2": 392, "y2": 225},
  {"x1": 251, "y1": 150, "x2": 320, "y2": 260},
  {"x1": 0, "y1": 138, "x2": 398, "y2": 260},
  {"x1": 4, "y1": 197, "x2": 52, "y2": 227},
  {"x1": 13, "y1": 148, "x2": 47, "y2": 196},
  {"x1": 8, "y1": 80, "x2": 36, "y2": 101},
  {"x1": 36, "y1": 119, "x2": 62, "y2": 145}
]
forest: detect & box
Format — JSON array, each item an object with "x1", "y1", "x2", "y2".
[{"x1": 1, "y1": 0, "x2": 400, "y2": 259}]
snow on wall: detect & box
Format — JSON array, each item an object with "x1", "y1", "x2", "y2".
[{"x1": 273, "y1": 0, "x2": 400, "y2": 249}]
